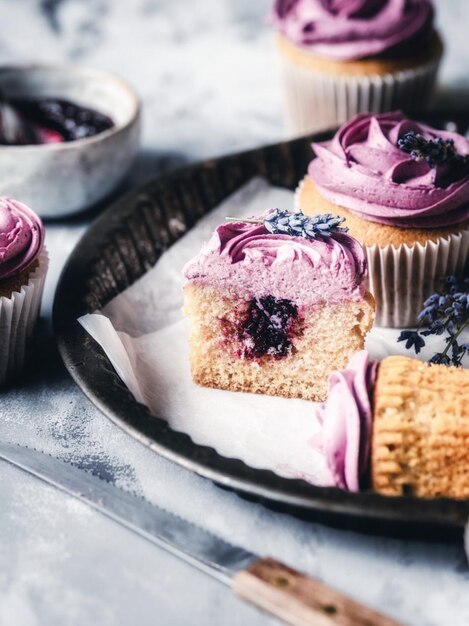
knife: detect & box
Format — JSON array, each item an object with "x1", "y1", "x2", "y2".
[{"x1": 0, "y1": 443, "x2": 401, "y2": 626}]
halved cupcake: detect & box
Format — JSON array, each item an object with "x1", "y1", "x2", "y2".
[
  {"x1": 271, "y1": 0, "x2": 443, "y2": 134},
  {"x1": 296, "y1": 111, "x2": 469, "y2": 327},
  {"x1": 315, "y1": 351, "x2": 469, "y2": 499},
  {"x1": 182, "y1": 209, "x2": 374, "y2": 402},
  {"x1": 0, "y1": 197, "x2": 48, "y2": 384}
]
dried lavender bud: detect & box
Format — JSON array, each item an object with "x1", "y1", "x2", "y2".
[
  {"x1": 226, "y1": 209, "x2": 348, "y2": 240},
  {"x1": 397, "y1": 275, "x2": 469, "y2": 367},
  {"x1": 397, "y1": 131, "x2": 469, "y2": 168},
  {"x1": 429, "y1": 353, "x2": 452, "y2": 366},
  {"x1": 397, "y1": 331, "x2": 426, "y2": 354}
]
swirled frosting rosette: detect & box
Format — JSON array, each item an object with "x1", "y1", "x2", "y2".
[
  {"x1": 309, "y1": 111, "x2": 469, "y2": 229},
  {"x1": 312, "y1": 351, "x2": 378, "y2": 491},
  {"x1": 183, "y1": 213, "x2": 367, "y2": 306},
  {"x1": 0, "y1": 197, "x2": 48, "y2": 384},
  {"x1": 272, "y1": 0, "x2": 434, "y2": 61},
  {"x1": 271, "y1": 1, "x2": 442, "y2": 135},
  {"x1": 0, "y1": 197, "x2": 45, "y2": 280}
]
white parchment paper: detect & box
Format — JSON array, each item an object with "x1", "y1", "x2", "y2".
[{"x1": 79, "y1": 178, "x2": 455, "y2": 486}]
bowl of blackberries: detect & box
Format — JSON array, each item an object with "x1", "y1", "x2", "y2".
[{"x1": 0, "y1": 64, "x2": 140, "y2": 217}]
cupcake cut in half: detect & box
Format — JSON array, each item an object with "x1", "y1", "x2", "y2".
[
  {"x1": 297, "y1": 111, "x2": 469, "y2": 327},
  {"x1": 0, "y1": 197, "x2": 48, "y2": 384},
  {"x1": 315, "y1": 351, "x2": 469, "y2": 499},
  {"x1": 182, "y1": 210, "x2": 374, "y2": 402},
  {"x1": 271, "y1": 0, "x2": 443, "y2": 134}
]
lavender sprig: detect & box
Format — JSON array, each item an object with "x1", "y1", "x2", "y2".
[
  {"x1": 397, "y1": 131, "x2": 469, "y2": 169},
  {"x1": 226, "y1": 209, "x2": 348, "y2": 240},
  {"x1": 397, "y1": 275, "x2": 469, "y2": 367}
]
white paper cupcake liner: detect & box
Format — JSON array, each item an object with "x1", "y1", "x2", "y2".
[
  {"x1": 367, "y1": 230, "x2": 469, "y2": 328},
  {"x1": 279, "y1": 54, "x2": 441, "y2": 135},
  {"x1": 295, "y1": 182, "x2": 469, "y2": 328},
  {"x1": 0, "y1": 248, "x2": 49, "y2": 385}
]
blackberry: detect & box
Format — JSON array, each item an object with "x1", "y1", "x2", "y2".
[
  {"x1": 239, "y1": 295, "x2": 298, "y2": 358},
  {"x1": 11, "y1": 97, "x2": 114, "y2": 142}
]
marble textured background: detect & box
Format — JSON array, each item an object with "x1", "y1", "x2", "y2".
[{"x1": 0, "y1": 1, "x2": 468, "y2": 625}]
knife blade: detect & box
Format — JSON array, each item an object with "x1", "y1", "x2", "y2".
[{"x1": 0, "y1": 442, "x2": 402, "y2": 626}]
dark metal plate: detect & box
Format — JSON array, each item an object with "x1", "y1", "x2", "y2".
[{"x1": 54, "y1": 112, "x2": 469, "y2": 539}]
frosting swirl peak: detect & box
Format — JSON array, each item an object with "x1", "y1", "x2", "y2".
[
  {"x1": 309, "y1": 112, "x2": 469, "y2": 229},
  {"x1": 183, "y1": 214, "x2": 367, "y2": 305},
  {"x1": 272, "y1": 0, "x2": 434, "y2": 61},
  {"x1": 313, "y1": 350, "x2": 378, "y2": 491},
  {"x1": 0, "y1": 198, "x2": 44, "y2": 280}
]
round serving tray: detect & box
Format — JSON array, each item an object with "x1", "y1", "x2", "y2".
[{"x1": 54, "y1": 112, "x2": 469, "y2": 539}]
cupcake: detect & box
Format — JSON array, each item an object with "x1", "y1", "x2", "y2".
[
  {"x1": 182, "y1": 209, "x2": 374, "y2": 402},
  {"x1": 297, "y1": 111, "x2": 469, "y2": 327},
  {"x1": 271, "y1": 0, "x2": 443, "y2": 135},
  {"x1": 0, "y1": 198, "x2": 48, "y2": 384},
  {"x1": 315, "y1": 351, "x2": 469, "y2": 499}
]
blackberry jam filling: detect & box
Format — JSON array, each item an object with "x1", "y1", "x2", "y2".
[
  {"x1": 239, "y1": 295, "x2": 299, "y2": 358},
  {"x1": 0, "y1": 94, "x2": 114, "y2": 145}
]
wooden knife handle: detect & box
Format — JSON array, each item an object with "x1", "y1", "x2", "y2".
[{"x1": 233, "y1": 557, "x2": 403, "y2": 626}]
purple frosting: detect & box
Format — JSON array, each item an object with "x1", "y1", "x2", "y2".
[
  {"x1": 0, "y1": 198, "x2": 44, "y2": 280},
  {"x1": 313, "y1": 350, "x2": 378, "y2": 491},
  {"x1": 183, "y1": 213, "x2": 367, "y2": 306},
  {"x1": 309, "y1": 112, "x2": 469, "y2": 229},
  {"x1": 271, "y1": 0, "x2": 434, "y2": 61}
]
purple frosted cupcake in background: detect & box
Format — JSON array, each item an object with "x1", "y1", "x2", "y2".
[
  {"x1": 271, "y1": 0, "x2": 443, "y2": 134},
  {"x1": 296, "y1": 111, "x2": 469, "y2": 327},
  {"x1": 0, "y1": 198, "x2": 48, "y2": 384}
]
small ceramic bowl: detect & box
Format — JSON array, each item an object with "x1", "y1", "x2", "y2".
[{"x1": 0, "y1": 64, "x2": 141, "y2": 218}]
